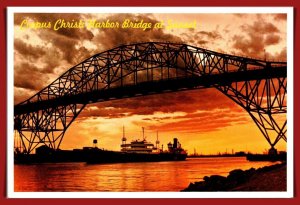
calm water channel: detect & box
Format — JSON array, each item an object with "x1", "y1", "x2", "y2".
[{"x1": 14, "y1": 157, "x2": 278, "y2": 192}]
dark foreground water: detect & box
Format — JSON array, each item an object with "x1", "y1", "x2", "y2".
[{"x1": 14, "y1": 157, "x2": 278, "y2": 192}]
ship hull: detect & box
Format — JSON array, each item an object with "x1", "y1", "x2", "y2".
[
  {"x1": 14, "y1": 149, "x2": 187, "y2": 164},
  {"x1": 86, "y1": 151, "x2": 187, "y2": 164}
]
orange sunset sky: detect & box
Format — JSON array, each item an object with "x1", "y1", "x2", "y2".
[{"x1": 13, "y1": 13, "x2": 287, "y2": 154}]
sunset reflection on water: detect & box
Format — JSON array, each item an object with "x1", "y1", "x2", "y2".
[{"x1": 14, "y1": 157, "x2": 278, "y2": 192}]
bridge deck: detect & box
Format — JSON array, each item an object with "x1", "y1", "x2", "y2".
[{"x1": 15, "y1": 66, "x2": 286, "y2": 114}]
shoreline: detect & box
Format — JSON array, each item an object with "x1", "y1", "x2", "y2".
[{"x1": 182, "y1": 162, "x2": 286, "y2": 191}]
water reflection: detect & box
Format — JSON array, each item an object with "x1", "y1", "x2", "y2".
[{"x1": 14, "y1": 157, "x2": 278, "y2": 192}]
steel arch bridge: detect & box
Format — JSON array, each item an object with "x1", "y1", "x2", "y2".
[{"x1": 14, "y1": 42, "x2": 287, "y2": 154}]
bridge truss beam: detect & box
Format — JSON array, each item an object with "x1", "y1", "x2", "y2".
[
  {"x1": 216, "y1": 77, "x2": 287, "y2": 149},
  {"x1": 13, "y1": 42, "x2": 287, "y2": 154}
]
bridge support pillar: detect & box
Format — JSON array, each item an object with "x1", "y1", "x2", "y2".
[
  {"x1": 14, "y1": 104, "x2": 86, "y2": 154},
  {"x1": 268, "y1": 147, "x2": 278, "y2": 156}
]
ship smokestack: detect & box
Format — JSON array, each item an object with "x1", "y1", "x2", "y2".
[{"x1": 173, "y1": 138, "x2": 178, "y2": 149}]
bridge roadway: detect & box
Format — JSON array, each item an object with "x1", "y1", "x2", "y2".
[{"x1": 15, "y1": 66, "x2": 286, "y2": 115}]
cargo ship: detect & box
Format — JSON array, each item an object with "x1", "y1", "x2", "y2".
[
  {"x1": 14, "y1": 128, "x2": 187, "y2": 164},
  {"x1": 85, "y1": 127, "x2": 187, "y2": 164}
]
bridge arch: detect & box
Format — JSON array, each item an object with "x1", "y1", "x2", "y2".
[{"x1": 14, "y1": 42, "x2": 287, "y2": 154}]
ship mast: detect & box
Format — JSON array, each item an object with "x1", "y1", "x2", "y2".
[
  {"x1": 156, "y1": 131, "x2": 160, "y2": 149},
  {"x1": 142, "y1": 127, "x2": 145, "y2": 141},
  {"x1": 122, "y1": 125, "x2": 126, "y2": 146}
]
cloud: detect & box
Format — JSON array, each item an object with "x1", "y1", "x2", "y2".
[
  {"x1": 180, "y1": 29, "x2": 222, "y2": 48},
  {"x1": 266, "y1": 47, "x2": 287, "y2": 61},
  {"x1": 14, "y1": 38, "x2": 62, "y2": 75},
  {"x1": 79, "y1": 88, "x2": 243, "y2": 120},
  {"x1": 14, "y1": 62, "x2": 50, "y2": 91},
  {"x1": 14, "y1": 87, "x2": 37, "y2": 104},
  {"x1": 196, "y1": 30, "x2": 221, "y2": 40},
  {"x1": 14, "y1": 13, "x2": 96, "y2": 66},
  {"x1": 233, "y1": 14, "x2": 247, "y2": 18},
  {"x1": 231, "y1": 20, "x2": 282, "y2": 58},
  {"x1": 14, "y1": 38, "x2": 46, "y2": 60},
  {"x1": 241, "y1": 20, "x2": 279, "y2": 34},
  {"x1": 38, "y1": 31, "x2": 93, "y2": 64},
  {"x1": 273, "y1": 14, "x2": 287, "y2": 21},
  {"x1": 232, "y1": 34, "x2": 264, "y2": 57},
  {"x1": 147, "y1": 110, "x2": 249, "y2": 133},
  {"x1": 79, "y1": 97, "x2": 250, "y2": 135},
  {"x1": 264, "y1": 34, "x2": 281, "y2": 46},
  {"x1": 93, "y1": 14, "x2": 182, "y2": 50},
  {"x1": 276, "y1": 47, "x2": 287, "y2": 61},
  {"x1": 14, "y1": 13, "x2": 99, "y2": 104}
]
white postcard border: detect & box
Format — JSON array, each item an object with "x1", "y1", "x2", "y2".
[{"x1": 6, "y1": 6, "x2": 294, "y2": 198}]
